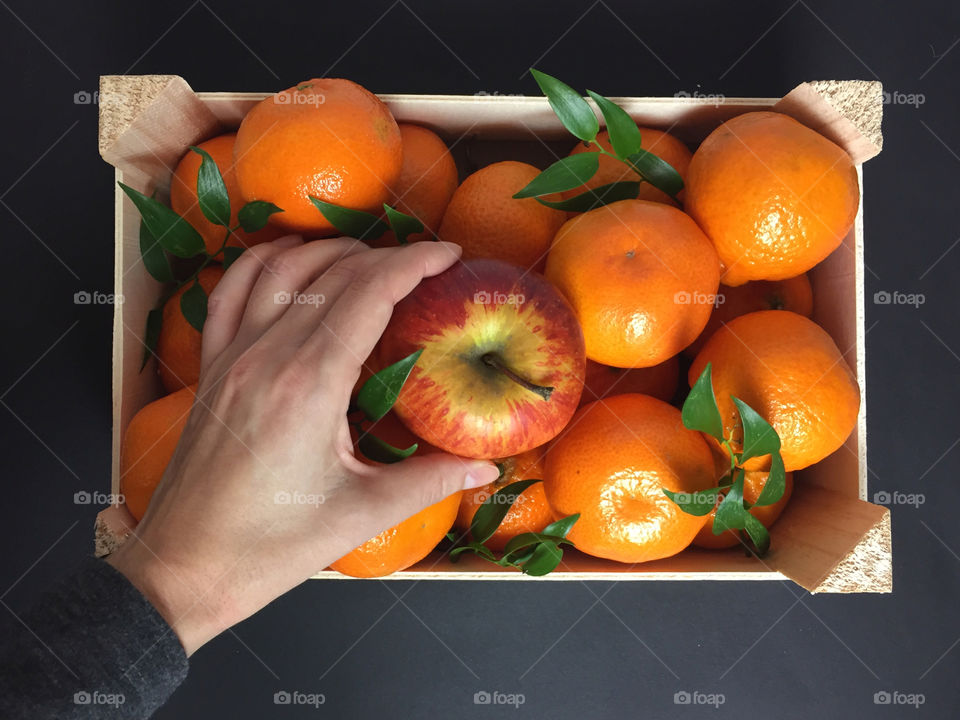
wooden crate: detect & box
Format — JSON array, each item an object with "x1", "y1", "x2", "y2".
[{"x1": 95, "y1": 75, "x2": 889, "y2": 593}]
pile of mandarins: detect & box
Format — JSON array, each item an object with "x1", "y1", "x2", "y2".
[{"x1": 121, "y1": 76, "x2": 860, "y2": 578}]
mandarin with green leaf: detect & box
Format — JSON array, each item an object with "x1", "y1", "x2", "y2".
[
  {"x1": 170, "y1": 133, "x2": 285, "y2": 256},
  {"x1": 693, "y1": 470, "x2": 794, "y2": 549},
  {"x1": 563, "y1": 128, "x2": 692, "y2": 206},
  {"x1": 235, "y1": 79, "x2": 403, "y2": 235},
  {"x1": 544, "y1": 394, "x2": 716, "y2": 564},
  {"x1": 690, "y1": 310, "x2": 860, "y2": 472},
  {"x1": 155, "y1": 265, "x2": 223, "y2": 393},
  {"x1": 372, "y1": 124, "x2": 458, "y2": 246},
  {"x1": 455, "y1": 447, "x2": 554, "y2": 552}
]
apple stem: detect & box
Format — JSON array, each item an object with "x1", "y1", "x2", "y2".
[{"x1": 481, "y1": 353, "x2": 554, "y2": 401}]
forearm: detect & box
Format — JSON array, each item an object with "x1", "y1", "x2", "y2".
[{"x1": 0, "y1": 556, "x2": 188, "y2": 720}]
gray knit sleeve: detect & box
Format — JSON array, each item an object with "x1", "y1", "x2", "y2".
[{"x1": 0, "y1": 555, "x2": 189, "y2": 719}]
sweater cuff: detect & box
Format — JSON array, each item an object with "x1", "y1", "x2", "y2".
[{"x1": 0, "y1": 555, "x2": 189, "y2": 719}]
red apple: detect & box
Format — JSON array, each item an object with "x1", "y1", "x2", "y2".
[{"x1": 377, "y1": 258, "x2": 586, "y2": 459}]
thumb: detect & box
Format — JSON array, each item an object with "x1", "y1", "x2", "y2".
[{"x1": 360, "y1": 452, "x2": 500, "y2": 526}]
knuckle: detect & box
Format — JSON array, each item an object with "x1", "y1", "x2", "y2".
[
  {"x1": 261, "y1": 251, "x2": 296, "y2": 278},
  {"x1": 204, "y1": 287, "x2": 227, "y2": 318},
  {"x1": 326, "y1": 254, "x2": 364, "y2": 281}
]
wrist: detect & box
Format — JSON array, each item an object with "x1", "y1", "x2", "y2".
[{"x1": 107, "y1": 539, "x2": 230, "y2": 656}]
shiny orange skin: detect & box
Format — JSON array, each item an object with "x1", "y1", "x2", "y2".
[
  {"x1": 685, "y1": 111, "x2": 859, "y2": 286},
  {"x1": 437, "y1": 161, "x2": 566, "y2": 270},
  {"x1": 578, "y1": 356, "x2": 678, "y2": 407},
  {"x1": 120, "y1": 385, "x2": 196, "y2": 522},
  {"x1": 373, "y1": 124, "x2": 458, "y2": 246},
  {"x1": 156, "y1": 266, "x2": 224, "y2": 393},
  {"x1": 563, "y1": 128, "x2": 692, "y2": 206},
  {"x1": 544, "y1": 394, "x2": 716, "y2": 564},
  {"x1": 455, "y1": 447, "x2": 554, "y2": 552},
  {"x1": 545, "y1": 199, "x2": 720, "y2": 368},
  {"x1": 333, "y1": 413, "x2": 459, "y2": 578},
  {"x1": 330, "y1": 492, "x2": 461, "y2": 578},
  {"x1": 234, "y1": 79, "x2": 403, "y2": 235},
  {"x1": 378, "y1": 259, "x2": 586, "y2": 459},
  {"x1": 693, "y1": 470, "x2": 794, "y2": 549},
  {"x1": 170, "y1": 133, "x2": 286, "y2": 256},
  {"x1": 690, "y1": 310, "x2": 860, "y2": 472},
  {"x1": 684, "y1": 274, "x2": 813, "y2": 358}
]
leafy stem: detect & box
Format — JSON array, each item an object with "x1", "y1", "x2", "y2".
[
  {"x1": 665, "y1": 363, "x2": 787, "y2": 556},
  {"x1": 512, "y1": 69, "x2": 685, "y2": 210},
  {"x1": 448, "y1": 479, "x2": 579, "y2": 576},
  {"x1": 122, "y1": 147, "x2": 284, "y2": 368}
]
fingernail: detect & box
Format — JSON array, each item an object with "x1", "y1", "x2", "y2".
[
  {"x1": 273, "y1": 234, "x2": 304, "y2": 248},
  {"x1": 463, "y1": 461, "x2": 501, "y2": 490},
  {"x1": 435, "y1": 241, "x2": 462, "y2": 256}
]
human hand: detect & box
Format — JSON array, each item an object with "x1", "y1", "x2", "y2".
[{"x1": 108, "y1": 235, "x2": 500, "y2": 655}]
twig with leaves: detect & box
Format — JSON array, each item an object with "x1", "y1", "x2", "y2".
[
  {"x1": 665, "y1": 363, "x2": 787, "y2": 556},
  {"x1": 448, "y1": 480, "x2": 580, "y2": 576},
  {"x1": 119, "y1": 147, "x2": 283, "y2": 368},
  {"x1": 514, "y1": 69, "x2": 684, "y2": 212}
]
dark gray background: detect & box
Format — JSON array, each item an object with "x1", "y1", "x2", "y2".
[{"x1": 0, "y1": 0, "x2": 958, "y2": 717}]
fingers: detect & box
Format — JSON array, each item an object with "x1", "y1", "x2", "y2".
[
  {"x1": 302, "y1": 241, "x2": 462, "y2": 379},
  {"x1": 200, "y1": 235, "x2": 303, "y2": 377},
  {"x1": 348, "y1": 452, "x2": 499, "y2": 531},
  {"x1": 234, "y1": 237, "x2": 370, "y2": 345}
]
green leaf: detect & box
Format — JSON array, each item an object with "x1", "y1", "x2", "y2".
[
  {"x1": 530, "y1": 69, "x2": 598, "y2": 142},
  {"x1": 356, "y1": 349, "x2": 423, "y2": 422},
  {"x1": 470, "y1": 478, "x2": 542, "y2": 544},
  {"x1": 742, "y1": 514, "x2": 771, "y2": 556},
  {"x1": 663, "y1": 487, "x2": 722, "y2": 517},
  {"x1": 521, "y1": 540, "x2": 563, "y2": 576},
  {"x1": 501, "y1": 531, "x2": 573, "y2": 557},
  {"x1": 119, "y1": 183, "x2": 205, "y2": 258},
  {"x1": 309, "y1": 197, "x2": 389, "y2": 240},
  {"x1": 139, "y1": 217, "x2": 174, "y2": 283},
  {"x1": 626, "y1": 149, "x2": 684, "y2": 199},
  {"x1": 179, "y1": 280, "x2": 208, "y2": 333},
  {"x1": 383, "y1": 204, "x2": 424, "y2": 245},
  {"x1": 512, "y1": 153, "x2": 599, "y2": 199},
  {"x1": 732, "y1": 397, "x2": 781, "y2": 464},
  {"x1": 449, "y1": 542, "x2": 496, "y2": 562},
  {"x1": 502, "y1": 547, "x2": 537, "y2": 567},
  {"x1": 541, "y1": 513, "x2": 580, "y2": 539},
  {"x1": 753, "y1": 451, "x2": 787, "y2": 507},
  {"x1": 140, "y1": 308, "x2": 162, "y2": 371},
  {"x1": 222, "y1": 246, "x2": 245, "y2": 271},
  {"x1": 189, "y1": 146, "x2": 231, "y2": 227},
  {"x1": 682, "y1": 363, "x2": 724, "y2": 440},
  {"x1": 585, "y1": 90, "x2": 644, "y2": 158},
  {"x1": 713, "y1": 470, "x2": 749, "y2": 534},
  {"x1": 237, "y1": 201, "x2": 283, "y2": 233},
  {"x1": 502, "y1": 532, "x2": 550, "y2": 555},
  {"x1": 535, "y1": 181, "x2": 640, "y2": 212},
  {"x1": 356, "y1": 432, "x2": 418, "y2": 464}
]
